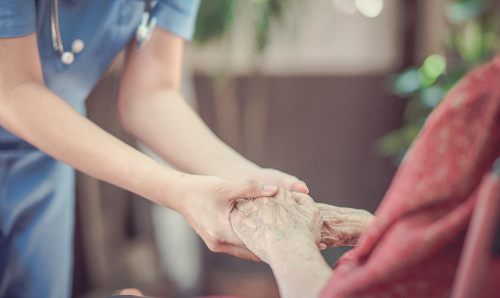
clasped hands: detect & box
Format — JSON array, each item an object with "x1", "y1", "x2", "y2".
[
  {"x1": 171, "y1": 168, "x2": 373, "y2": 262},
  {"x1": 230, "y1": 189, "x2": 374, "y2": 263}
]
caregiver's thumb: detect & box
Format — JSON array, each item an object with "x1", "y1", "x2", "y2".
[{"x1": 229, "y1": 179, "x2": 279, "y2": 198}]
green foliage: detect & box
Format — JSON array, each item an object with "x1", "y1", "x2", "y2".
[
  {"x1": 193, "y1": 0, "x2": 292, "y2": 53},
  {"x1": 193, "y1": 0, "x2": 236, "y2": 44},
  {"x1": 377, "y1": 0, "x2": 500, "y2": 164},
  {"x1": 254, "y1": 0, "x2": 290, "y2": 51}
]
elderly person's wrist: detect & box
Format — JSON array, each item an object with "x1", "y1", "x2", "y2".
[
  {"x1": 252, "y1": 229, "x2": 318, "y2": 263},
  {"x1": 267, "y1": 239, "x2": 331, "y2": 298},
  {"x1": 266, "y1": 236, "x2": 318, "y2": 266}
]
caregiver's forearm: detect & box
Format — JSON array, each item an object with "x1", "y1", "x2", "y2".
[
  {"x1": 268, "y1": 239, "x2": 331, "y2": 298},
  {"x1": 0, "y1": 81, "x2": 184, "y2": 208},
  {"x1": 118, "y1": 88, "x2": 259, "y2": 178}
]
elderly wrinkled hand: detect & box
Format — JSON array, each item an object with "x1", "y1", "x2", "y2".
[
  {"x1": 230, "y1": 190, "x2": 374, "y2": 298},
  {"x1": 230, "y1": 189, "x2": 322, "y2": 263},
  {"x1": 229, "y1": 188, "x2": 375, "y2": 263},
  {"x1": 318, "y1": 203, "x2": 374, "y2": 247}
]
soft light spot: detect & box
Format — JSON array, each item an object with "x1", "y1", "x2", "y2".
[{"x1": 355, "y1": 0, "x2": 384, "y2": 18}]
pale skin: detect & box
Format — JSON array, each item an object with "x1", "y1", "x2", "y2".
[
  {"x1": 318, "y1": 203, "x2": 374, "y2": 247},
  {"x1": 0, "y1": 28, "x2": 309, "y2": 261},
  {"x1": 230, "y1": 190, "x2": 374, "y2": 298}
]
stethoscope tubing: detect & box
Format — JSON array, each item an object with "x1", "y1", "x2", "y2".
[
  {"x1": 50, "y1": 0, "x2": 64, "y2": 55},
  {"x1": 50, "y1": 0, "x2": 154, "y2": 64}
]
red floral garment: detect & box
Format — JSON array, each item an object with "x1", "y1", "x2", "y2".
[{"x1": 321, "y1": 56, "x2": 500, "y2": 298}]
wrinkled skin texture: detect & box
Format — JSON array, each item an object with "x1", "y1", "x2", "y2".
[
  {"x1": 177, "y1": 175, "x2": 280, "y2": 261},
  {"x1": 229, "y1": 190, "x2": 374, "y2": 298},
  {"x1": 230, "y1": 190, "x2": 374, "y2": 262},
  {"x1": 318, "y1": 203, "x2": 374, "y2": 247},
  {"x1": 230, "y1": 189, "x2": 322, "y2": 263}
]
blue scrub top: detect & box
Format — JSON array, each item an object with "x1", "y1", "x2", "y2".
[
  {"x1": 0, "y1": 0, "x2": 200, "y2": 143},
  {"x1": 0, "y1": 2, "x2": 199, "y2": 296}
]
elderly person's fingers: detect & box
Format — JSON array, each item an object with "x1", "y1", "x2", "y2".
[
  {"x1": 316, "y1": 203, "x2": 374, "y2": 247},
  {"x1": 292, "y1": 192, "x2": 322, "y2": 224},
  {"x1": 232, "y1": 198, "x2": 255, "y2": 214},
  {"x1": 317, "y1": 203, "x2": 374, "y2": 225}
]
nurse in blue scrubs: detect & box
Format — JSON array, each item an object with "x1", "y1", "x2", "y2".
[{"x1": 0, "y1": 0, "x2": 310, "y2": 297}]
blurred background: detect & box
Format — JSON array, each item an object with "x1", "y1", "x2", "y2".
[{"x1": 72, "y1": 0, "x2": 499, "y2": 297}]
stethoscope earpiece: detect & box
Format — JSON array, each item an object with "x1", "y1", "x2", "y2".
[
  {"x1": 60, "y1": 52, "x2": 74, "y2": 65},
  {"x1": 71, "y1": 39, "x2": 85, "y2": 54},
  {"x1": 59, "y1": 39, "x2": 85, "y2": 65}
]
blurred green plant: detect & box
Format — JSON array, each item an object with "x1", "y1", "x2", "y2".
[
  {"x1": 377, "y1": 0, "x2": 500, "y2": 163},
  {"x1": 193, "y1": 0, "x2": 293, "y2": 52}
]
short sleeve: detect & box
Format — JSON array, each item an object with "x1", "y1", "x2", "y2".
[
  {"x1": 153, "y1": 0, "x2": 200, "y2": 40},
  {"x1": 0, "y1": 0, "x2": 36, "y2": 38}
]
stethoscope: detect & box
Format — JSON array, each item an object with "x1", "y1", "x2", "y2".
[{"x1": 51, "y1": 0, "x2": 157, "y2": 65}]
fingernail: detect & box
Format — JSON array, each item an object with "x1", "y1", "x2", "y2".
[
  {"x1": 319, "y1": 243, "x2": 327, "y2": 250},
  {"x1": 262, "y1": 184, "x2": 278, "y2": 193}
]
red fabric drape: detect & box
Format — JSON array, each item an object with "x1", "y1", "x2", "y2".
[{"x1": 321, "y1": 57, "x2": 500, "y2": 298}]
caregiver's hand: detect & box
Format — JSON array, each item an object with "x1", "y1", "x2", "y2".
[
  {"x1": 230, "y1": 189, "x2": 322, "y2": 263},
  {"x1": 318, "y1": 203, "x2": 374, "y2": 247},
  {"x1": 173, "y1": 175, "x2": 279, "y2": 261},
  {"x1": 237, "y1": 168, "x2": 310, "y2": 194}
]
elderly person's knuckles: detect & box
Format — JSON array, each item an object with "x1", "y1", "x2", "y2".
[
  {"x1": 235, "y1": 201, "x2": 267, "y2": 218},
  {"x1": 234, "y1": 198, "x2": 251, "y2": 209},
  {"x1": 295, "y1": 204, "x2": 321, "y2": 224},
  {"x1": 232, "y1": 203, "x2": 250, "y2": 219},
  {"x1": 292, "y1": 192, "x2": 315, "y2": 204},
  {"x1": 230, "y1": 209, "x2": 259, "y2": 232},
  {"x1": 302, "y1": 202, "x2": 321, "y2": 217},
  {"x1": 229, "y1": 209, "x2": 241, "y2": 223},
  {"x1": 313, "y1": 207, "x2": 322, "y2": 219}
]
